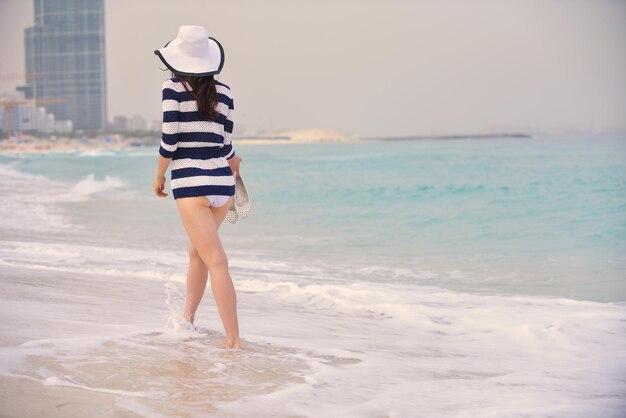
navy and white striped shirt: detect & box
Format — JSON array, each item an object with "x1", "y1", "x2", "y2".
[{"x1": 159, "y1": 77, "x2": 236, "y2": 199}]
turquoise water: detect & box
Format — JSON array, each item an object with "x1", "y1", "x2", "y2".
[
  {"x1": 2, "y1": 132, "x2": 625, "y2": 302},
  {"x1": 2, "y1": 132, "x2": 626, "y2": 416}
]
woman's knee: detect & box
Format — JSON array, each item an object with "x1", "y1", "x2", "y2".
[
  {"x1": 188, "y1": 243, "x2": 201, "y2": 261},
  {"x1": 205, "y1": 250, "x2": 229, "y2": 272}
]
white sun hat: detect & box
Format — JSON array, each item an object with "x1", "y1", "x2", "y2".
[{"x1": 154, "y1": 25, "x2": 225, "y2": 76}]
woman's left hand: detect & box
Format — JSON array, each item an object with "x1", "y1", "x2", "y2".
[{"x1": 228, "y1": 155, "x2": 242, "y2": 176}]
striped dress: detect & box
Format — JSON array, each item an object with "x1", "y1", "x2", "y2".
[{"x1": 158, "y1": 76, "x2": 236, "y2": 200}]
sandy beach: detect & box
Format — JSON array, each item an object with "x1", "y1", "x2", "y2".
[
  {"x1": 0, "y1": 375, "x2": 144, "y2": 418},
  {"x1": 0, "y1": 128, "x2": 359, "y2": 154},
  {"x1": 0, "y1": 136, "x2": 134, "y2": 154}
]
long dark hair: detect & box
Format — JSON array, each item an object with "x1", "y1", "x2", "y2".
[{"x1": 171, "y1": 71, "x2": 220, "y2": 121}]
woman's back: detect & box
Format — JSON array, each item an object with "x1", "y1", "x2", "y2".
[{"x1": 159, "y1": 76, "x2": 237, "y2": 199}]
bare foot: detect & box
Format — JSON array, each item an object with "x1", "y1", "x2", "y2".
[
  {"x1": 223, "y1": 339, "x2": 241, "y2": 350},
  {"x1": 183, "y1": 312, "x2": 195, "y2": 325}
]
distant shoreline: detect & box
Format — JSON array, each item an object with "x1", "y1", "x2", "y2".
[
  {"x1": 0, "y1": 131, "x2": 536, "y2": 154},
  {"x1": 357, "y1": 132, "x2": 533, "y2": 141}
]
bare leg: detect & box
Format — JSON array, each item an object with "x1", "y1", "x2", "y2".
[
  {"x1": 176, "y1": 196, "x2": 240, "y2": 349},
  {"x1": 183, "y1": 240, "x2": 208, "y2": 325},
  {"x1": 183, "y1": 197, "x2": 232, "y2": 324}
]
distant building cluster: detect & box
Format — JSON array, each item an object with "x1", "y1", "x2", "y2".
[
  {"x1": 110, "y1": 115, "x2": 150, "y2": 132},
  {"x1": 0, "y1": 94, "x2": 73, "y2": 134}
]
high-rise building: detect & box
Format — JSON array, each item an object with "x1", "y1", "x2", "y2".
[{"x1": 22, "y1": 0, "x2": 107, "y2": 131}]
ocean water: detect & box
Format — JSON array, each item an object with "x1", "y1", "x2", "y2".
[{"x1": 0, "y1": 133, "x2": 625, "y2": 417}]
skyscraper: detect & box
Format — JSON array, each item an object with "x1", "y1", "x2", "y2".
[{"x1": 22, "y1": 0, "x2": 107, "y2": 131}]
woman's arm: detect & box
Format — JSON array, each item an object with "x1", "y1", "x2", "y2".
[
  {"x1": 222, "y1": 94, "x2": 242, "y2": 175},
  {"x1": 221, "y1": 95, "x2": 236, "y2": 160},
  {"x1": 153, "y1": 155, "x2": 171, "y2": 197},
  {"x1": 159, "y1": 79, "x2": 180, "y2": 158},
  {"x1": 156, "y1": 154, "x2": 171, "y2": 179},
  {"x1": 153, "y1": 80, "x2": 179, "y2": 197}
]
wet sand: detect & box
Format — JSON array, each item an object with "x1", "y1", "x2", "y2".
[{"x1": 0, "y1": 375, "x2": 144, "y2": 418}]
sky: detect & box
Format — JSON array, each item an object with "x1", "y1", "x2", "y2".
[{"x1": 0, "y1": 0, "x2": 624, "y2": 137}]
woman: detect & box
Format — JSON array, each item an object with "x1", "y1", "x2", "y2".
[{"x1": 151, "y1": 25, "x2": 242, "y2": 349}]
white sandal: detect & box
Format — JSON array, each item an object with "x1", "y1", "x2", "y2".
[{"x1": 234, "y1": 173, "x2": 251, "y2": 219}]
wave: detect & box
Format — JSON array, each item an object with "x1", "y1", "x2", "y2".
[
  {"x1": 1, "y1": 236, "x2": 624, "y2": 417},
  {"x1": 75, "y1": 149, "x2": 118, "y2": 157},
  {"x1": 71, "y1": 173, "x2": 127, "y2": 196},
  {"x1": 235, "y1": 276, "x2": 625, "y2": 324},
  {"x1": 0, "y1": 162, "x2": 134, "y2": 233},
  {"x1": 0, "y1": 162, "x2": 78, "y2": 231}
]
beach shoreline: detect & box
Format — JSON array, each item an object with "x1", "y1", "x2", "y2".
[
  {"x1": 0, "y1": 128, "x2": 541, "y2": 154},
  {"x1": 0, "y1": 374, "x2": 145, "y2": 418},
  {"x1": 0, "y1": 128, "x2": 360, "y2": 154},
  {"x1": 0, "y1": 137, "x2": 134, "y2": 154}
]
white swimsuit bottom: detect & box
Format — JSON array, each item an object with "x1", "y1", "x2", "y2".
[{"x1": 206, "y1": 195, "x2": 231, "y2": 207}]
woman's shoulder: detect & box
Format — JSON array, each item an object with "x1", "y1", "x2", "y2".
[
  {"x1": 161, "y1": 78, "x2": 182, "y2": 103},
  {"x1": 215, "y1": 80, "x2": 233, "y2": 101},
  {"x1": 162, "y1": 77, "x2": 182, "y2": 91}
]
